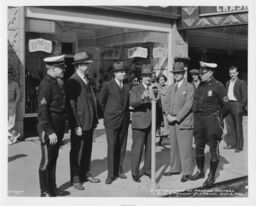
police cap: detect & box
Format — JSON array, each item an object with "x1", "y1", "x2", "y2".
[
  {"x1": 199, "y1": 61, "x2": 217, "y2": 73},
  {"x1": 44, "y1": 55, "x2": 66, "y2": 68}
]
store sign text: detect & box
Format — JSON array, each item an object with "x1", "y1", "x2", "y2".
[
  {"x1": 29, "y1": 38, "x2": 52, "y2": 53},
  {"x1": 200, "y1": 6, "x2": 248, "y2": 16}
]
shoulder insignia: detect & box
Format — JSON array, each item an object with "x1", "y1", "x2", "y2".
[
  {"x1": 223, "y1": 96, "x2": 229, "y2": 102},
  {"x1": 40, "y1": 97, "x2": 47, "y2": 105}
]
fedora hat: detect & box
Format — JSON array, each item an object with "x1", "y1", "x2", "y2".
[
  {"x1": 171, "y1": 62, "x2": 186, "y2": 73},
  {"x1": 141, "y1": 64, "x2": 153, "y2": 75},
  {"x1": 112, "y1": 61, "x2": 127, "y2": 72},
  {"x1": 73, "y1": 52, "x2": 93, "y2": 64}
]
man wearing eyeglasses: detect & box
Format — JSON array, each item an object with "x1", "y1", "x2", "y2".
[{"x1": 191, "y1": 61, "x2": 230, "y2": 188}]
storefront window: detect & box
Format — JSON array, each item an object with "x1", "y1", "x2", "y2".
[{"x1": 25, "y1": 18, "x2": 169, "y2": 114}]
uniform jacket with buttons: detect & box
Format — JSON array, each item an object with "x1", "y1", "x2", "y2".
[
  {"x1": 192, "y1": 78, "x2": 230, "y2": 118},
  {"x1": 165, "y1": 81, "x2": 195, "y2": 129},
  {"x1": 37, "y1": 74, "x2": 65, "y2": 135}
]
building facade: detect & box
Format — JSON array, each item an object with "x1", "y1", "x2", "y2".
[
  {"x1": 8, "y1": 6, "x2": 248, "y2": 137},
  {"x1": 8, "y1": 6, "x2": 188, "y2": 137}
]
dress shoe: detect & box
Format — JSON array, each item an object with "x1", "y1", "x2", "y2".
[
  {"x1": 144, "y1": 173, "x2": 151, "y2": 178},
  {"x1": 180, "y1": 175, "x2": 191, "y2": 182},
  {"x1": 40, "y1": 192, "x2": 50, "y2": 197},
  {"x1": 223, "y1": 145, "x2": 234, "y2": 149},
  {"x1": 132, "y1": 175, "x2": 141, "y2": 183},
  {"x1": 105, "y1": 176, "x2": 115, "y2": 184},
  {"x1": 191, "y1": 171, "x2": 205, "y2": 181},
  {"x1": 235, "y1": 148, "x2": 243, "y2": 153},
  {"x1": 86, "y1": 176, "x2": 101, "y2": 183},
  {"x1": 163, "y1": 171, "x2": 181, "y2": 176},
  {"x1": 73, "y1": 182, "x2": 85, "y2": 190},
  {"x1": 118, "y1": 173, "x2": 127, "y2": 179},
  {"x1": 203, "y1": 174, "x2": 215, "y2": 188},
  {"x1": 50, "y1": 189, "x2": 70, "y2": 197}
]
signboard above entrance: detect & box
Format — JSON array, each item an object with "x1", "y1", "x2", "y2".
[{"x1": 200, "y1": 6, "x2": 248, "y2": 16}]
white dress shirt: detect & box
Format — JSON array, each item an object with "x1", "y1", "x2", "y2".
[
  {"x1": 115, "y1": 78, "x2": 123, "y2": 89},
  {"x1": 77, "y1": 70, "x2": 88, "y2": 85},
  {"x1": 228, "y1": 78, "x2": 237, "y2": 101}
]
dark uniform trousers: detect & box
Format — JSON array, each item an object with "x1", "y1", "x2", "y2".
[
  {"x1": 38, "y1": 112, "x2": 65, "y2": 194},
  {"x1": 37, "y1": 73, "x2": 66, "y2": 196},
  {"x1": 194, "y1": 113, "x2": 223, "y2": 161},
  {"x1": 70, "y1": 127, "x2": 95, "y2": 183},
  {"x1": 131, "y1": 126, "x2": 151, "y2": 176}
]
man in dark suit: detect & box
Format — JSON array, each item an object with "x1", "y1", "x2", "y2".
[
  {"x1": 98, "y1": 61, "x2": 130, "y2": 184},
  {"x1": 224, "y1": 66, "x2": 247, "y2": 153},
  {"x1": 66, "y1": 52, "x2": 100, "y2": 190},
  {"x1": 129, "y1": 64, "x2": 153, "y2": 183}
]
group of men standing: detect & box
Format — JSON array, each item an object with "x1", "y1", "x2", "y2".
[{"x1": 37, "y1": 52, "x2": 247, "y2": 197}]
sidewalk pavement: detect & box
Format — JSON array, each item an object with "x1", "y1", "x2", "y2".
[{"x1": 8, "y1": 117, "x2": 248, "y2": 197}]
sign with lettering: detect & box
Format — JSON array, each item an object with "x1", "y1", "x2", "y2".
[
  {"x1": 29, "y1": 38, "x2": 52, "y2": 53},
  {"x1": 200, "y1": 6, "x2": 248, "y2": 16},
  {"x1": 127, "y1": 47, "x2": 148, "y2": 59}
]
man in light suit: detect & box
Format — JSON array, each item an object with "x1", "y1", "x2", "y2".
[
  {"x1": 224, "y1": 66, "x2": 247, "y2": 153},
  {"x1": 66, "y1": 52, "x2": 100, "y2": 190},
  {"x1": 98, "y1": 61, "x2": 130, "y2": 184},
  {"x1": 163, "y1": 62, "x2": 195, "y2": 182},
  {"x1": 130, "y1": 64, "x2": 153, "y2": 183}
]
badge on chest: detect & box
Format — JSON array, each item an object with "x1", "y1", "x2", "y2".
[{"x1": 208, "y1": 90, "x2": 213, "y2": 97}]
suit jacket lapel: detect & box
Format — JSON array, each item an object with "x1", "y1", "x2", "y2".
[
  {"x1": 233, "y1": 78, "x2": 239, "y2": 93},
  {"x1": 123, "y1": 84, "x2": 129, "y2": 109},
  {"x1": 112, "y1": 79, "x2": 122, "y2": 103},
  {"x1": 74, "y1": 73, "x2": 90, "y2": 99}
]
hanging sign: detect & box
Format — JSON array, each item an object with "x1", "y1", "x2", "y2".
[
  {"x1": 128, "y1": 47, "x2": 148, "y2": 59},
  {"x1": 29, "y1": 38, "x2": 52, "y2": 53}
]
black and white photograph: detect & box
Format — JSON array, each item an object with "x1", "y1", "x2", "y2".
[{"x1": 1, "y1": 0, "x2": 256, "y2": 205}]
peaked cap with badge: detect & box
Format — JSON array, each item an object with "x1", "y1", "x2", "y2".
[
  {"x1": 199, "y1": 61, "x2": 217, "y2": 73},
  {"x1": 44, "y1": 55, "x2": 66, "y2": 68}
]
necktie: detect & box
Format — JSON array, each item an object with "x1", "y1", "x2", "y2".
[
  {"x1": 119, "y1": 81, "x2": 123, "y2": 89},
  {"x1": 175, "y1": 83, "x2": 178, "y2": 92}
]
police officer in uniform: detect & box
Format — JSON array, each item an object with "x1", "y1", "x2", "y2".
[
  {"x1": 37, "y1": 55, "x2": 69, "y2": 197},
  {"x1": 191, "y1": 61, "x2": 230, "y2": 188}
]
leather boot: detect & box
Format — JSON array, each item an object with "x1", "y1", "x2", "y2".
[
  {"x1": 191, "y1": 156, "x2": 205, "y2": 181},
  {"x1": 39, "y1": 170, "x2": 50, "y2": 197},
  {"x1": 203, "y1": 160, "x2": 219, "y2": 188}
]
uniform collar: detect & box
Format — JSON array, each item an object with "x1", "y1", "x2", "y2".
[{"x1": 46, "y1": 73, "x2": 57, "y2": 82}]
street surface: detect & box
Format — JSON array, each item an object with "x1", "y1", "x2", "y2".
[{"x1": 8, "y1": 117, "x2": 248, "y2": 197}]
